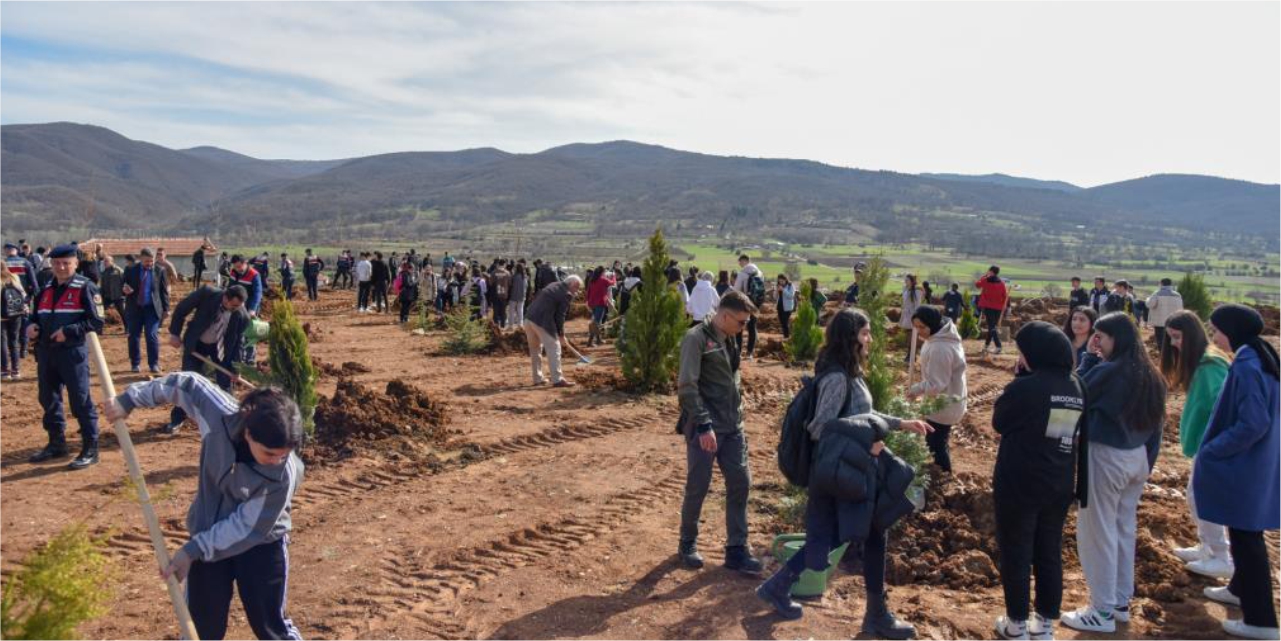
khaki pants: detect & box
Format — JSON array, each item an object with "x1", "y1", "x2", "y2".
[{"x1": 524, "y1": 323, "x2": 563, "y2": 384}]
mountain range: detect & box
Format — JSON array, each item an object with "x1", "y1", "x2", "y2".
[{"x1": 2, "y1": 122, "x2": 1277, "y2": 248}]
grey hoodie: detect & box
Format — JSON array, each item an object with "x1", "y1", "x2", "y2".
[
  {"x1": 116, "y1": 372, "x2": 303, "y2": 563},
  {"x1": 908, "y1": 319, "x2": 968, "y2": 424}
]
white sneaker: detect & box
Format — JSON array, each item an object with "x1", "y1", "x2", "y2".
[
  {"x1": 1061, "y1": 607, "x2": 1116, "y2": 633},
  {"x1": 1188, "y1": 556, "x2": 1236, "y2": 580},
  {"x1": 1205, "y1": 585, "x2": 1243, "y2": 606},
  {"x1": 1223, "y1": 619, "x2": 1281, "y2": 640},
  {"x1": 995, "y1": 616, "x2": 1029, "y2": 639},
  {"x1": 1174, "y1": 544, "x2": 1207, "y2": 562},
  {"x1": 1029, "y1": 614, "x2": 1055, "y2": 640},
  {"x1": 1113, "y1": 604, "x2": 1131, "y2": 623}
]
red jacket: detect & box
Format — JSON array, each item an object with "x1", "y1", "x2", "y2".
[
  {"x1": 587, "y1": 274, "x2": 616, "y2": 308},
  {"x1": 975, "y1": 277, "x2": 1009, "y2": 312}
]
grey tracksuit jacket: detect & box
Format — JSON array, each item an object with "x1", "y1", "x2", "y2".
[{"x1": 116, "y1": 372, "x2": 303, "y2": 563}]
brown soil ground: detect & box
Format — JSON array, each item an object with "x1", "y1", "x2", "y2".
[{"x1": 1, "y1": 283, "x2": 1277, "y2": 639}]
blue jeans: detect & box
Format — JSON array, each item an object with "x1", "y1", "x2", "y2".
[
  {"x1": 127, "y1": 306, "x2": 161, "y2": 369},
  {"x1": 591, "y1": 305, "x2": 609, "y2": 325}
]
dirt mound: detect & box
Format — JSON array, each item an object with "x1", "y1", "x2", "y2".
[
  {"x1": 887, "y1": 472, "x2": 999, "y2": 589},
  {"x1": 570, "y1": 369, "x2": 635, "y2": 392},
  {"x1": 568, "y1": 302, "x2": 592, "y2": 320},
  {"x1": 755, "y1": 308, "x2": 780, "y2": 333},
  {"x1": 1005, "y1": 298, "x2": 1070, "y2": 335},
  {"x1": 313, "y1": 379, "x2": 454, "y2": 456},
  {"x1": 312, "y1": 359, "x2": 371, "y2": 377},
  {"x1": 1132, "y1": 493, "x2": 1198, "y2": 602},
  {"x1": 486, "y1": 322, "x2": 529, "y2": 355},
  {"x1": 756, "y1": 337, "x2": 788, "y2": 362}
]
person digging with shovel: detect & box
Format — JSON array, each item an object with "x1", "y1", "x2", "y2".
[
  {"x1": 104, "y1": 372, "x2": 304, "y2": 640},
  {"x1": 523, "y1": 274, "x2": 584, "y2": 387}
]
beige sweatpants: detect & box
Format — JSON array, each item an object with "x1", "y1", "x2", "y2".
[{"x1": 524, "y1": 323, "x2": 563, "y2": 384}]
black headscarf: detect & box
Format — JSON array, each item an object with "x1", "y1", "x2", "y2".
[
  {"x1": 1015, "y1": 320, "x2": 1075, "y2": 372},
  {"x1": 911, "y1": 305, "x2": 945, "y2": 335},
  {"x1": 1210, "y1": 304, "x2": 1279, "y2": 379}
]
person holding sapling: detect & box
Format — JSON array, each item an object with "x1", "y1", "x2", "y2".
[
  {"x1": 907, "y1": 306, "x2": 967, "y2": 474},
  {"x1": 104, "y1": 372, "x2": 305, "y2": 640}
]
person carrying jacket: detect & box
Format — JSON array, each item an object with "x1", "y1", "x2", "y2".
[
  {"x1": 104, "y1": 373, "x2": 305, "y2": 640},
  {"x1": 907, "y1": 306, "x2": 967, "y2": 473},
  {"x1": 755, "y1": 307, "x2": 933, "y2": 638},
  {"x1": 990, "y1": 321, "x2": 1090, "y2": 640},
  {"x1": 1145, "y1": 278, "x2": 1183, "y2": 348},
  {"x1": 1194, "y1": 304, "x2": 1280, "y2": 640},
  {"x1": 677, "y1": 291, "x2": 767, "y2": 576},
  {"x1": 163, "y1": 285, "x2": 250, "y2": 434}
]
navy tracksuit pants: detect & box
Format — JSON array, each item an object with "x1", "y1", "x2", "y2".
[{"x1": 187, "y1": 538, "x2": 302, "y2": 640}]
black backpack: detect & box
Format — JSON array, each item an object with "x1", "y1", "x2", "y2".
[
  {"x1": 2, "y1": 285, "x2": 24, "y2": 319},
  {"x1": 748, "y1": 274, "x2": 766, "y2": 306},
  {"x1": 778, "y1": 368, "x2": 847, "y2": 487}
]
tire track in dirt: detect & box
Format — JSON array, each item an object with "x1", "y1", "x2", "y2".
[
  {"x1": 965, "y1": 382, "x2": 1003, "y2": 409},
  {"x1": 290, "y1": 406, "x2": 679, "y2": 514},
  {"x1": 326, "y1": 474, "x2": 688, "y2": 638}
]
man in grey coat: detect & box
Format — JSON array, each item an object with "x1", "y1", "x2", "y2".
[{"x1": 676, "y1": 290, "x2": 762, "y2": 574}]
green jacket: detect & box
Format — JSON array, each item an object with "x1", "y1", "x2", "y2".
[
  {"x1": 1181, "y1": 352, "x2": 1230, "y2": 458},
  {"x1": 678, "y1": 318, "x2": 744, "y2": 435}
]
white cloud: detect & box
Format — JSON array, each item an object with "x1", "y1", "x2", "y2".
[{"x1": 1, "y1": 1, "x2": 1277, "y2": 185}]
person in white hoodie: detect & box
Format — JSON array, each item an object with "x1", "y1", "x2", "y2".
[
  {"x1": 686, "y1": 271, "x2": 720, "y2": 327},
  {"x1": 907, "y1": 305, "x2": 968, "y2": 473},
  {"x1": 1145, "y1": 277, "x2": 1183, "y2": 350}
]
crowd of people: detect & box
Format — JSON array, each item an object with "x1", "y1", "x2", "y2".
[{"x1": 2, "y1": 237, "x2": 1277, "y2": 641}]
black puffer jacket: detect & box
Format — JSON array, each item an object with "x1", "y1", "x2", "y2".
[{"x1": 810, "y1": 414, "x2": 919, "y2": 543}]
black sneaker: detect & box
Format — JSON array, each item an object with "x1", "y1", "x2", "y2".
[
  {"x1": 678, "y1": 541, "x2": 705, "y2": 569},
  {"x1": 29, "y1": 442, "x2": 69, "y2": 463},
  {"x1": 724, "y1": 546, "x2": 763, "y2": 575},
  {"x1": 69, "y1": 442, "x2": 99, "y2": 470}
]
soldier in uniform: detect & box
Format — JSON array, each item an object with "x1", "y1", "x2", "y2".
[{"x1": 27, "y1": 245, "x2": 105, "y2": 469}]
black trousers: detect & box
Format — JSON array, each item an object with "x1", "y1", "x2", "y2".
[
  {"x1": 493, "y1": 298, "x2": 508, "y2": 327},
  {"x1": 372, "y1": 282, "x2": 388, "y2": 311},
  {"x1": 1228, "y1": 528, "x2": 1279, "y2": 628},
  {"x1": 784, "y1": 487, "x2": 888, "y2": 596},
  {"x1": 187, "y1": 538, "x2": 302, "y2": 640},
  {"x1": 925, "y1": 420, "x2": 953, "y2": 473},
  {"x1": 171, "y1": 342, "x2": 230, "y2": 427},
  {"x1": 1153, "y1": 326, "x2": 1167, "y2": 350},
  {"x1": 983, "y1": 308, "x2": 1003, "y2": 348},
  {"x1": 779, "y1": 310, "x2": 792, "y2": 339},
  {"x1": 281, "y1": 277, "x2": 294, "y2": 300},
  {"x1": 305, "y1": 274, "x2": 319, "y2": 300},
  {"x1": 995, "y1": 491, "x2": 1071, "y2": 621},
  {"x1": 735, "y1": 315, "x2": 758, "y2": 357},
  {"x1": 37, "y1": 345, "x2": 100, "y2": 443},
  {"x1": 193, "y1": 266, "x2": 204, "y2": 287}
]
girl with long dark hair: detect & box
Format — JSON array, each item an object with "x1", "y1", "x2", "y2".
[
  {"x1": 1157, "y1": 310, "x2": 1232, "y2": 578},
  {"x1": 755, "y1": 308, "x2": 932, "y2": 639},
  {"x1": 1063, "y1": 313, "x2": 1166, "y2": 633},
  {"x1": 1062, "y1": 306, "x2": 1098, "y2": 366}
]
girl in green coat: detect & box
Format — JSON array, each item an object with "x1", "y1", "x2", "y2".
[{"x1": 1159, "y1": 310, "x2": 1231, "y2": 578}]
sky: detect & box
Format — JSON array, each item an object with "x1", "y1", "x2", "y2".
[{"x1": 1, "y1": 1, "x2": 1278, "y2": 187}]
